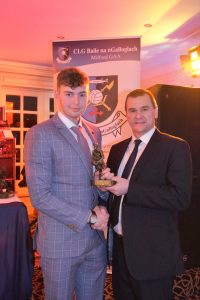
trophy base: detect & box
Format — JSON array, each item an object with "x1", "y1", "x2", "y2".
[{"x1": 92, "y1": 179, "x2": 116, "y2": 187}]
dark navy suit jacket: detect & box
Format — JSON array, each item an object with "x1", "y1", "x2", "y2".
[{"x1": 107, "y1": 129, "x2": 192, "y2": 280}]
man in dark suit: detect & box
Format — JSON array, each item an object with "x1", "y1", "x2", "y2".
[
  {"x1": 24, "y1": 67, "x2": 109, "y2": 300},
  {"x1": 101, "y1": 89, "x2": 192, "y2": 300}
]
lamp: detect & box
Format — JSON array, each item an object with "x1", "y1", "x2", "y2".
[
  {"x1": 180, "y1": 55, "x2": 191, "y2": 72},
  {"x1": 180, "y1": 45, "x2": 200, "y2": 77},
  {"x1": 188, "y1": 44, "x2": 200, "y2": 77}
]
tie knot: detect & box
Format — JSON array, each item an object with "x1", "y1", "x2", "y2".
[
  {"x1": 71, "y1": 126, "x2": 81, "y2": 135},
  {"x1": 134, "y1": 139, "x2": 142, "y2": 147}
]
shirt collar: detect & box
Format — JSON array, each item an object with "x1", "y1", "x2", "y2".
[
  {"x1": 58, "y1": 110, "x2": 83, "y2": 129},
  {"x1": 131, "y1": 127, "x2": 155, "y2": 145}
]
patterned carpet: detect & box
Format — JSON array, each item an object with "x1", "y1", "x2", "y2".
[
  {"x1": 32, "y1": 258, "x2": 200, "y2": 300},
  {"x1": 174, "y1": 268, "x2": 200, "y2": 300}
]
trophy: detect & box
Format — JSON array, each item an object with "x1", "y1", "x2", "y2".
[{"x1": 91, "y1": 143, "x2": 116, "y2": 187}]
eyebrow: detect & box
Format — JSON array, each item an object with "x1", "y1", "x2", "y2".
[
  {"x1": 64, "y1": 90, "x2": 87, "y2": 94},
  {"x1": 128, "y1": 105, "x2": 152, "y2": 109}
]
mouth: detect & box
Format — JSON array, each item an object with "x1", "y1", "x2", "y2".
[
  {"x1": 134, "y1": 121, "x2": 145, "y2": 124},
  {"x1": 71, "y1": 107, "x2": 80, "y2": 112}
]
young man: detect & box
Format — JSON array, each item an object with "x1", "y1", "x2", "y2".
[
  {"x1": 102, "y1": 89, "x2": 192, "y2": 300},
  {"x1": 24, "y1": 67, "x2": 109, "y2": 300}
]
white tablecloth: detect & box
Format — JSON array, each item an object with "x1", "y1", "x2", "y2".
[{"x1": 0, "y1": 195, "x2": 21, "y2": 204}]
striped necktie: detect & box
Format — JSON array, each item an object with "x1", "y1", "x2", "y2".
[{"x1": 71, "y1": 126, "x2": 92, "y2": 170}]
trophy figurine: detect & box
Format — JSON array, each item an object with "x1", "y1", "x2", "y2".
[{"x1": 92, "y1": 143, "x2": 116, "y2": 187}]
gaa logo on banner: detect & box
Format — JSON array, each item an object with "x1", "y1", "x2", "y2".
[
  {"x1": 56, "y1": 47, "x2": 72, "y2": 64},
  {"x1": 83, "y1": 75, "x2": 118, "y2": 124}
]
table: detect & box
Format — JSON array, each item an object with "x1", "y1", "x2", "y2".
[
  {"x1": 0, "y1": 194, "x2": 21, "y2": 204},
  {"x1": 0, "y1": 199, "x2": 33, "y2": 300}
]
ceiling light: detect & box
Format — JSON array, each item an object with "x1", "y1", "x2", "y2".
[{"x1": 144, "y1": 24, "x2": 152, "y2": 28}]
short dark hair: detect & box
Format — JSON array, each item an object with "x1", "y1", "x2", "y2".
[
  {"x1": 125, "y1": 88, "x2": 158, "y2": 111},
  {"x1": 57, "y1": 67, "x2": 89, "y2": 89}
]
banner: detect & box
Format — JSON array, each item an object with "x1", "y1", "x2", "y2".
[{"x1": 53, "y1": 37, "x2": 141, "y2": 158}]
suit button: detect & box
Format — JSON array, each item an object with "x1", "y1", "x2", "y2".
[{"x1": 68, "y1": 224, "x2": 76, "y2": 230}]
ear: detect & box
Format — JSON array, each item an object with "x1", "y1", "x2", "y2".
[
  {"x1": 54, "y1": 89, "x2": 58, "y2": 98},
  {"x1": 54, "y1": 90, "x2": 61, "y2": 111},
  {"x1": 86, "y1": 90, "x2": 90, "y2": 105},
  {"x1": 55, "y1": 89, "x2": 61, "y2": 103},
  {"x1": 154, "y1": 106, "x2": 158, "y2": 119}
]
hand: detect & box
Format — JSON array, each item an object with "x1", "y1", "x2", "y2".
[
  {"x1": 94, "y1": 170, "x2": 101, "y2": 180},
  {"x1": 101, "y1": 167, "x2": 115, "y2": 180},
  {"x1": 102, "y1": 176, "x2": 129, "y2": 196},
  {"x1": 95, "y1": 168, "x2": 115, "y2": 191},
  {"x1": 91, "y1": 206, "x2": 109, "y2": 231}
]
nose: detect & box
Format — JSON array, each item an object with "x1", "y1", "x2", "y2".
[
  {"x1": 135, "y1": 110, "x2": 142, "y2": 118},
  {"x1": 72, "y1": 94, "x2": 79, "y2": 104}
]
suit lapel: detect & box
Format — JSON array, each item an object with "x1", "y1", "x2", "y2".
[
  {"x1": 52, "y1": 114, "x2": 93, "y2": 178},
  {"x1": 117, "y1": 139, "x2": 131, "y2": 172},
  {"x1": 82, "y1": 122, "x2": 97, "y2": 145},
  {"x1": 109, "y1": 138, "x2": 131, "y2": 175},
  {"x1": 130, "y1": 129, "x2": 161, "y2": 180}
]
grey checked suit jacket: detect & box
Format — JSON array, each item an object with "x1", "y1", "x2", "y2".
[{"x1": 24, "y1": 113, "x2": 105, "y2": 258}]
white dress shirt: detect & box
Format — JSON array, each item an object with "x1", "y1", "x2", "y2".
[{"x1": 114, "y1": 127, "x2": 155, "y2": 235}]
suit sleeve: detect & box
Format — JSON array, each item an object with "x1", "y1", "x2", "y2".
[
  {"x1": 126, "y1": 139, "x2": 192, "y2": 211},
  {"x1": 24, "y1": 126, "x2": 91, "y2": 232}
]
